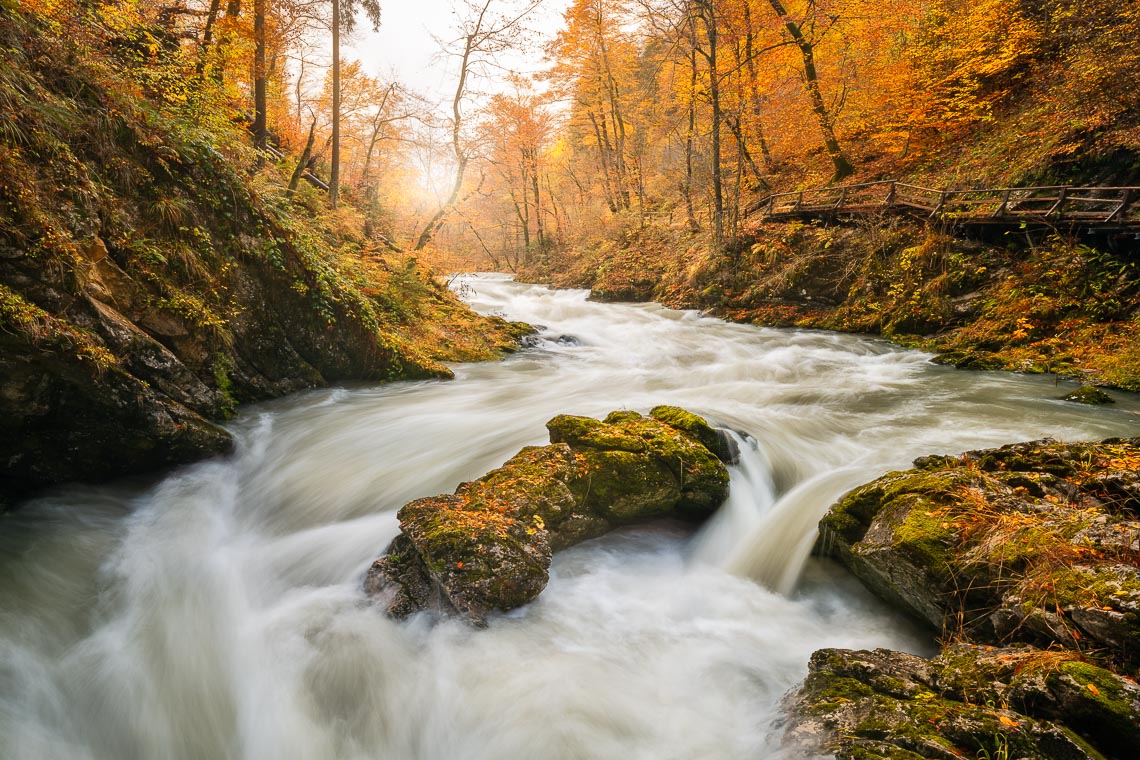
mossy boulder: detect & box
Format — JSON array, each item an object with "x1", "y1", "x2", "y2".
[
  {"x1": 364, "y1": 407, "x2": 730, "y2": 623},
  {"x1": 1062, "y1": 385, "x2": 1115, "y2": 405},
  {"x1": 784, "y1": 644, "x2": 1139, "y2": 760},
  {"x1": 818, "y1": 438, "x2": 1140, "y2": 669}
]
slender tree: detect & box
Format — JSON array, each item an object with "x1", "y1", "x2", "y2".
[
  {"x1": 330, "y1": 0, "x2": 381, "y2": 207},
  {"x1": 414, "y1": 0, "x2": 543, "y2": 250},
  {"x1": 253, "y1": 0, "x2": 267, "y2": 148},
  {"x1": 762, "y1": 0, "x2": 853, "y2": 181}
]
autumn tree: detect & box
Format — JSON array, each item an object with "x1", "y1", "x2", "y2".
[
  {"x1": 330, "y1": 0, "x2": 381, "y2": 207},
  {"x1": 480, "y1": 83, "x2": 553, "y2": 252},
  {"x1": 413, "y1": 0, "x2": 543, "y2": 251},
  {"x1": 761, "y1": 0, "x2": 853, "y2": 181},
  {"x1": 548, "y1": 0, "x2": 643, "y2": 216}
]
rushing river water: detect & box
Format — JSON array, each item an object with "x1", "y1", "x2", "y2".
[{"x1": 2, "y1": 274, "x2": 1138, "y2": 760}]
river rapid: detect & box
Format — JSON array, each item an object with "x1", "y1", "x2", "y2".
[{"x1": 2, "y1": 274, "x2": 1137, "y2": 759}]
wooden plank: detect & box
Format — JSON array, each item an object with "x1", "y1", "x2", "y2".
[
  {"x1": 1106, "y1": 189, "x2": 1132, "y2": 222},
  {"x1": 1047, "y1": 187, "x2": 1068, "y2": 217}
]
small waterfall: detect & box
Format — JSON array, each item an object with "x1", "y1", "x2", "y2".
[
  {"x1": 689, "y1": 431, "x2": 775, "y2": 564},
  {"x1": 3, "y1": 273, "x2": 1138, "y2": 760},
  {"x1": 723, "y1": 468, "x2": 875, "y2": 595}
]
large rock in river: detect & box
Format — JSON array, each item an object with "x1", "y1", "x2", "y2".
[
  {"x1": 782, "y1": 643, "x2": 1140, "y2": 760},
  {"x1": 364, "y1": 406, "x2": 731, "y2": 623},
  {"x1": 817, "y1": 437, "x2": 1140, "y2": 669}
]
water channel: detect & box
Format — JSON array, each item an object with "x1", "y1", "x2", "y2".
[{"x1": 2, "y1": 274, "x2": 1137, "y2": 759}]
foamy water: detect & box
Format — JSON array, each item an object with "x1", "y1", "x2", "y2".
[{"x1": 2, "y1": 274, "x2": 1136, "y2": 759}]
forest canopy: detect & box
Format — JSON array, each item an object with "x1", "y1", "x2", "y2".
[{"x1": 9, "y1": 0, "x2": 1140, "y2": 268}]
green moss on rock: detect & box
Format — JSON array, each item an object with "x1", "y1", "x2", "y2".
[
  {"x1": 784, "y1": 646, "x2": 1126, "y2": 760},
  {"x1": 365, "y1": 407, "x2": 729, "y2": 623},
  {"x1": 817, "y1": 437, "x2": 1140, "y2": 671},
  {"x1": 1062, "y1": 385, "x2": 1115, "y2": 405}
]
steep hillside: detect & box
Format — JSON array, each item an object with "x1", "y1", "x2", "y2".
[
  {"x1": 0, "y1": 7, "x2": 523, "y2": 501},
  {"x1": 519, "y1": 220, "x2": 1140, "y2": 392}
]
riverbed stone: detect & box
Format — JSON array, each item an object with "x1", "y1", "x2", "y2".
[
  {"x1": 1062, "y1": 385, "x2": 1115, "y2": 405},
  {"x1": 365, "y1": 407, "x2": 731, "y2": 623},
  {"x1": 817, "y1": 437, "x2": 1140, "y2": 670},
  {"x1": 783, "y1": 644, "x2": 1138, "y2": 760}
]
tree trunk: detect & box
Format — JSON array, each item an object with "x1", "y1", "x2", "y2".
[
  {"x1": 764, "y1": 0, "x2": 853, "y2": 182},
  {"x1": 414, "y1": 26, "x2": 477, "y2": 250},
  {"x1": 361, "y1": 83, "x2": 395, "y2": 180},
  {"x1": 529, "y1": 151, "x2": 544, "y2": 247},
  {"x1": 252, "y1": 0, "x2": 267, "y2": 149},
  {"x1": 207, "y1": 0, "x2": 242, "y2": 83},
  {"x1": 596, "y1": 32, "x2": 630, "y2": 211},
  {"x1": 587, "y1": 109, "x2": 619, "y2": 213},
  {"x1": 742, "y1": 1, "x2": 774, "y2": 172},
  {"x1": 287, "y1": 116, "x2": 318, "y2": 199},
  {"x1": 725, "y1": 114, "x2": 769, "y2": 191},
  {"x1": 330, "y1": 0, "x2": 341, "y2": 207},
  {"x1": 684, "y1": 43, "x2": 699, "y2": 233},
  {"x1": 694, "y1": 2, "x2": 723, "y2": 248},
  {"x1": 196, "y1": 0, "x2": 223, "y2": 78}
]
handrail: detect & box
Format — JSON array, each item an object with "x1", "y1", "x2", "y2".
[{"x1": 748, "y1": 180, "x2": 1140, "y2": 228}]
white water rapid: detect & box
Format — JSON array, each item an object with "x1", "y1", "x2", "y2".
[{"x1": 2, "y1": 274, "x2": 1137, "y2": 759}]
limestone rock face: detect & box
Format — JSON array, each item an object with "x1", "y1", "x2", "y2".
[
  {"x1": 365, "y1": 407, "x2": 731, "y2": 623},
  {"x1": 818, "y1": 438, "x2": 1140, "y2": 668},
  {"x1": 783, "y1": 644, "x2": 1140, "y2": 760}
]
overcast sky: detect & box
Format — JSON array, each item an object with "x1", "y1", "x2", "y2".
[{"x1": 345, "y1": 0, "x2": 571, "y2": 106}]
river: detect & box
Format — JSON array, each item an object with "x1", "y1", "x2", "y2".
[{"x1": 2, "y1": 274, "x2": 1137, "y2": 759}]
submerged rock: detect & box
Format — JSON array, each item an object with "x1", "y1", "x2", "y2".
[
  {"x1": 1062, "y1": 385, "x2": 1115, "y2": 405},
  {"x1": 818, "y1": 437, "x2": 1140, "y2": 670},
  {"x1": 364, "y1": 406, "x2": 730, "y2": 623},
  {"x1": 783, "y1": 644, "x2": 1140, "y2": 760}
]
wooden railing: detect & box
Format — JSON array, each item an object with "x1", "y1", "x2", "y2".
[{"x1": 747, "y1": 181, "x2": 1140, "y2": 228}]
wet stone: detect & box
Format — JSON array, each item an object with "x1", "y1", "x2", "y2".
[{"x1": 364, "y1": 406, "x2": 731, "y2": 624}]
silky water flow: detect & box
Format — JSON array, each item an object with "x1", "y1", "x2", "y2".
[{"x1": 2, "y1": 274, "x2": 1138, "y2": 759}]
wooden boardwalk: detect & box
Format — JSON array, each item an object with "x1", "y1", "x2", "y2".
[{"x1": 748, "y1": 181, "x2": 1140, "y2": 230}]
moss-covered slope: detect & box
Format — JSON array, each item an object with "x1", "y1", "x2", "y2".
[
  {"x1": 0, "y1": 7, "x2": 523, "y2": 499},
  {"x1": 519, "y1": 221, "x2": 1140, "y2": 391}
]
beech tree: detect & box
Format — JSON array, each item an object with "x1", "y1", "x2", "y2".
[
  {"x1": 548, "y1": 0, "x2": 640, "y2": 215},
  {"x1": 761, "y1": 0, "x2": 853, "y2": 181},
  {"x1": 481, "y1": 85, "x2": 553, "y2": 252}
]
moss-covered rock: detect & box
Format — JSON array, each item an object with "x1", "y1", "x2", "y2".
[
  {"x1": 365, "y1": 408, "x2": 730, "y2": 623},
  {"x1": 649, "y1": 404, "x2": 739, "y2": 463},
  {"x1": 818, "y1": 438, "x2": 1140, "y2": 670},
  {"x1": 1062, "y1": 385, "x2": 1115, "y2": 405},
  {"x1": 783, "y1": 644, "x2": 1138, "y2": 760}
]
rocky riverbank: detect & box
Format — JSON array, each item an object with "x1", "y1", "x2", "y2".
[
  {"x1": 517, "y1": 221, "x2": 1140, "y2": 393},
  {"x1": 784, "y1": 437, "x2": 1140, "y2": 759},
  {"x1": 0, "y1": 10, "x2": 528, "y2": 504}
]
